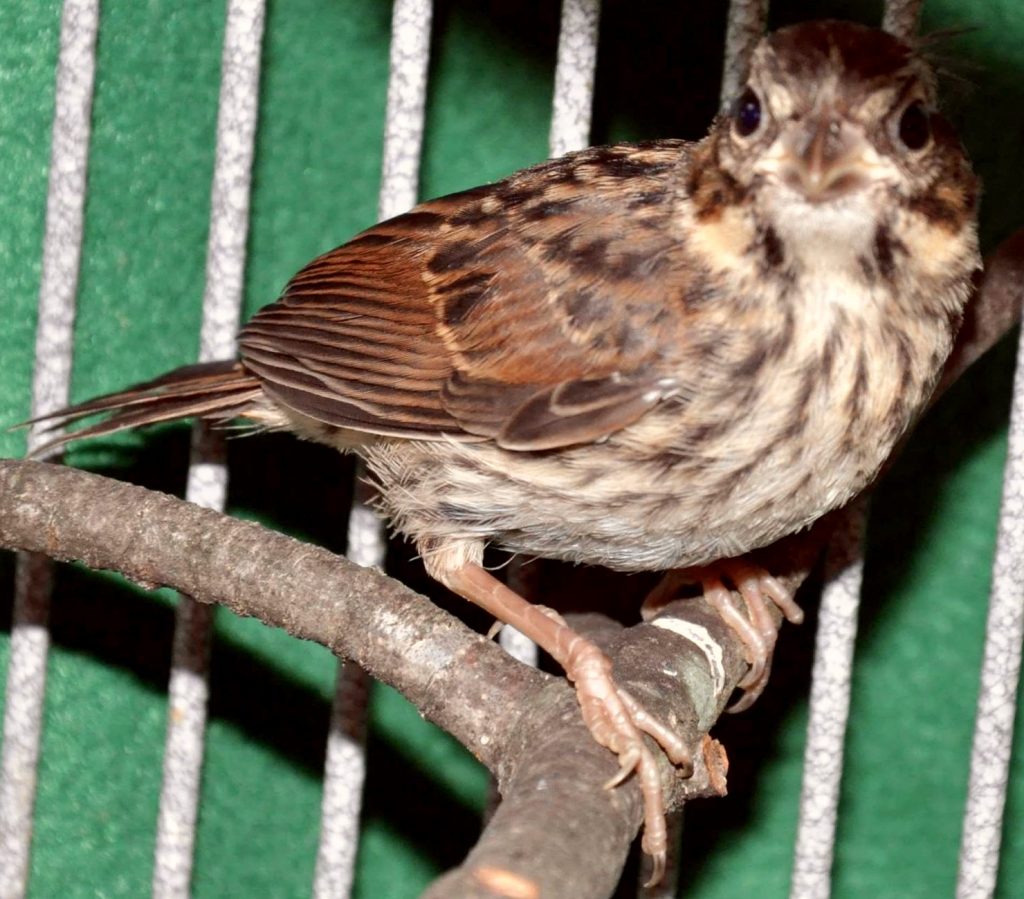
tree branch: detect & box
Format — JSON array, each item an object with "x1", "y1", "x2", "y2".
[
  {"x1": 0, "y1": 459, "x2": 541, "y2": 768},
  {"x1": 940, "y1": 228, "x2": 1024, "y2": 396},
  {"x1": 0, "y1": 458, "x2": 747, "y2": 895},
  {"x1": 0, "y1": 458, "x2": 774, "y2": 896}
]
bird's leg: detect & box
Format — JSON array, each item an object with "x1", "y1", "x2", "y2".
[
  {"x1": 437, "y1": 559, "x2": 691, "y2": 884},
  {"x1": 644, "y1": 559, "x2": 804, "y2": 712}
]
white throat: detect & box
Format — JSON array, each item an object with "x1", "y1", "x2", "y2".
[{"x1": 767, "y1": 192, "x2": 878, "y2": 277}]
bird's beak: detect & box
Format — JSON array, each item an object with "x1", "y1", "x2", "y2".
[{"x1": 779, "y1": 116, "x2": 870, "y2": 203}]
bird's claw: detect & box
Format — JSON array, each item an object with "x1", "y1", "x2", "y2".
[
  {"x1": 642, "y1": 845, "x2": 667, "y2": 889},
  {"x1": 699, "y1": 559, "x2": 803, "y2": 711},
  {"x1": 647, "y1": 558, "x2": 804, "y2": 712},
  {"x1": 604, "y1": 746, "x2": 640, "y2": 790},
  {"x1": 565, "y1": 642, "x2": 691, "y2": 886}
]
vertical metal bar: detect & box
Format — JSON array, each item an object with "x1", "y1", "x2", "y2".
[
  {"x1": 376, "y1": 0, "x2": 434, "y2": 224},
  {"x1": 312, "y1": 488, "x2": 378, "y2": 899},
  {"x1": 314, "y1": 665, "x2": 369, "y2": 896},
  {"x1": 719, "y1": 0, "x2": 768, "y2": 107},
  {"x1": 312, "y1": 2, "x2": 433, "y2": 894},
  {"x1": 499, "y1": 561, "x2": 541, "y2": 666},
  {"x1": 0, "y1": 3, "x2": 100, "y2": 897},
  {"x1": 150, "y1": 3, "x2": 265, "y2": 896},
  {"x1": 548, "y1": 0, "x2": 600, "y2": 160},
  {"x1": 789, "y1": 500, "x2": 867, "y2": 899},
  {"x1": 956, "y1": 314, "x2": 1024, "y2": 895}
]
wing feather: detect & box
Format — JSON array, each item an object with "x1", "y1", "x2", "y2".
[{"x1": 239, "y1": 141, "x2": 696, "y2": 449}]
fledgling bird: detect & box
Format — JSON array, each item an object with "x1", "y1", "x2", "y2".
[{"x1": 29, "y1": 20, "x2": 979, "y2": 877}]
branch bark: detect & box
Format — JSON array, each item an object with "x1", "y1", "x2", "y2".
[
  {"x1": 1, "y1": 226, "x2": 1021, "y2": 898},
  {"x1": 0, "y1": 458, "x2": 757, "y2": 896},
  {"x1": 0, "y1": 460, "x2": 543, "y2": 768}
]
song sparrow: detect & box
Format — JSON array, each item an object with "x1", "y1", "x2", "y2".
[{"x1": 30, "y1": 20, "x2": 980, "y2": 876}]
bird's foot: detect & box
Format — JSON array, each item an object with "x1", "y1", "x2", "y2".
[
  {"x1": 560, "y1": 626, "x2": 691, "y2": 887},
  {"x1": 701, "y1": 558, "x2": 803, "y2": 711},
  {"x1": 645, "y1": 559, "x2": 803, "y2": 712},
  {"x1": 438, "y1": 560, "x2": 692, "y2": 887}
]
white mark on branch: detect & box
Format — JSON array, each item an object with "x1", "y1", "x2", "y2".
[{"x1": 651, "y1": 618, "x2": 726, "y2": 698}]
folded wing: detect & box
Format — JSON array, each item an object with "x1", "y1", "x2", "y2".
[{"x1": 240, "y1": 141, "x2": 696, "y2": 451}]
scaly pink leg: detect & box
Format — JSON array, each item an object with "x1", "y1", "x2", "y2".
[
  {"x1": 442, "y1": 562, "x2": 690, "y2": 885},
  {"x1": 645, "y1": 559, "x2": 804, "y2": 712}
]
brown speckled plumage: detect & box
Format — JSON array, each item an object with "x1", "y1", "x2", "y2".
[{"x1": 31, "y1": 21, "x2": 980, "y2": 878}]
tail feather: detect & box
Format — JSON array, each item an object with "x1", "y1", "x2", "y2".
[{"x1": 23, "y1": 360, "x2": 263, "y2": 458}]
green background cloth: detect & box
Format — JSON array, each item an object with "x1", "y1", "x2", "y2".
[{"x1": 2, "y1": 0, "x2": 1023, "y2": 895}]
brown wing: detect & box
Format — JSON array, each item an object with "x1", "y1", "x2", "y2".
[{"x1": 239, "y1": 141, "x2": 696, "y2": 450}]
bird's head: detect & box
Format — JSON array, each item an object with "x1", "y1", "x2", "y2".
[
  {"x1": 709, "y1": 20, "x2": 976, "y2": 230},
  {"x1": 685, "y1": 19, "x2": 979, "y2": 289}
]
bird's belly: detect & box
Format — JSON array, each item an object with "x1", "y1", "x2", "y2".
[
  {"x1": 360, "y1": 399, "x2": 902, "y2": 572},
  {"x1": 357, "y1": 275, "x2": 952, "y2": 571}
]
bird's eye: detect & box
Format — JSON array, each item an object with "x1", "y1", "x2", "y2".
[
  {"x1": 897, "y1": 101, "x2": 931, "y2": 151},
  {"x1": 732, "y1": 87, "x2": 762, "y2": 138}
]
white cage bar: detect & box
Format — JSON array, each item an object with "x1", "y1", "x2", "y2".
[
  {"x1": 957, "y1": 296, "x2": 1024, "y2": 897},
  {"x1": 150, "y1": 3, "x2": 267, "y2": 896},
  {"x1": 313, "y1": 1, "x2": 434, "y2": 894},
  {"x1": 0, "y1": 2, "x2": 100, "y2": 896}
]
